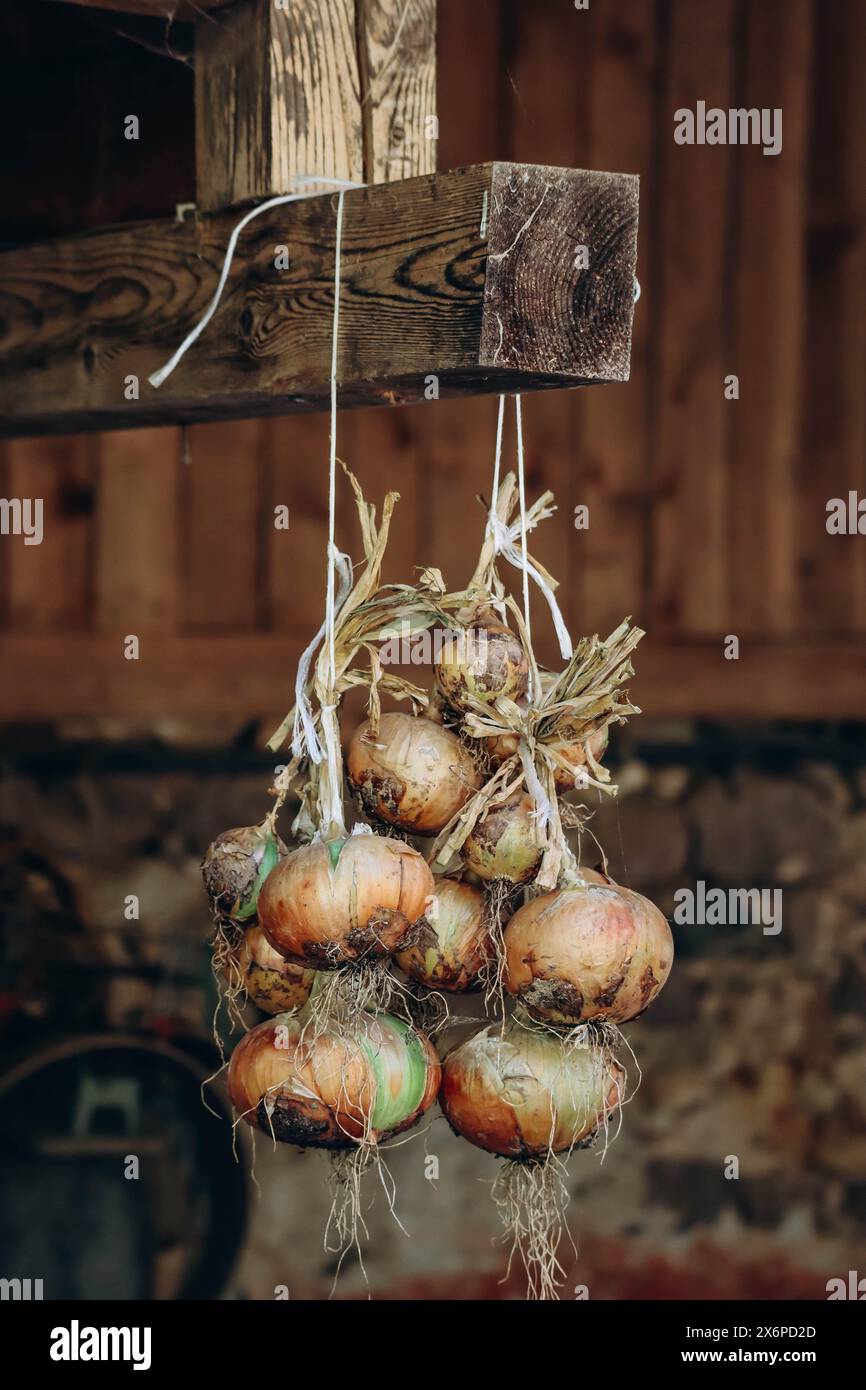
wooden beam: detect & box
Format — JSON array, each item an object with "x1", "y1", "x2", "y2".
[
  {"x1": 0, "y1": 635, "x2": 862, "y2": 720},
  {"x1": 195, "y1": 0, "x2": 437, "y2": 210},
  {"x1": 52, "y1": 0, "x2": 232, "y2": 17},
  {"x1": 0, "y1": 162, "x2": 639, "y2": 438}
]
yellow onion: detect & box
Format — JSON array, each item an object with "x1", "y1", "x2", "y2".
[
  {"x1": 440, "y1": 1021, "x2": 624, "y2": 1158},
  {"x1": 258, "y1": 833, "x2": 434, "y2": 968},
  {"x1": 227, "y1": 925, "x2": 316, "y2": 1014},
  {"x1": 487, "y1": 724, "x2": 610, "y2": 791},
  {"x1": 435, "y1": 609, "x2": 528, "y2": 712},
  {"x1": 462, "y1": 789, "x2": 542, "y2": 884},
  {"x1": 346, "y1": 712, "x2": 480, "y2": 835},
  {"x1": 395, "y1": 878, "x2": 491, "y2": 992},
  {"x1": 504, "y1": 881, "x2": 673, "y2": 1025},
  {"x1": 202, "y1": 823, "x2": 285, "y2": 923},
  {"x1": 228, "y1": 1010, "x2": 440, "y2": 1148}
]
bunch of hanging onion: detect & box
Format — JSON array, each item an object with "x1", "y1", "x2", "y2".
[
  {"x1": 202, "y1": 823, "x2": 285, "y2": 922},
  {"x1": 258, "y1": 832, "x2": 434, "y2": 967},
  {"x1": 228, "y1": 1010, "x2": 440, "y2": 1147},
  {"x1": 435, "y1": 608, "x2": 528, "y2": 712},
  {"x1": 226, "y1": 924, "x2": 316, "y2": 1014},
  {"x1": 395, "y1": 878, "x2": 491, "y2": 992},
  {"x1": 346, "y1": 712, "x2": 480, "y2": 835},
  {"x1": 461, "y1": 788, "x2": 542, "y2": 884},
  {"x1": 487, "y1": 724, "x2": 610, "y2": 791},
  {"x1": 504, "y1": 880, "x2": 673, "y2": 1025},
  {"x1": 440, "y1": 1020, "x2": 624, "y2": 1158}
]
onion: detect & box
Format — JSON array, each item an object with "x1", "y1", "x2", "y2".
[
  {"x1": 346, "y1": 712, "x2": 480, "y2": 835},
  {"x1": 487, "y1": 725, "x2": 610, "y2": 791},
  {"x1": 435, "y1": 609, "x2": 528, "y2": 712},
  {"x1": 440, "y1": 1020, "x2": 623, "y2": 1158},
  {"x1": 228, "y1": 1010, "x2": 440, "y2": 1147},
  {"x1": 202, "y1": 823, "x2": 285, "y2": 923},
  {"x1": 228, "y1": 925, "x2": 316, "y2": 1014},
  {"x1": 395, "y1": 878, "x2": 490, "y2": 992},
  {"x1": 504, "y1": 881, "x2": 673, "y2": 1025},
  {"x1": 462, "y1": 789, "x2": 542, "y2": 884},
  {"x1": 258, "y1": 833, "x2": 434, "y2": 967}
]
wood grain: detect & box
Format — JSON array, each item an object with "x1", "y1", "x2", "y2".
[
  {"x1": 4, "y1": 435, "x2": 94, "y2": 631},
  {"x1": 357, "y1": 0, "x2": 437, "y2": 183},
  {"x1": 729, "y1": 0, "x2": 811, "y2": 635},
  {"x1": 0, "y1": 163, "x2": 639, "y2": 438},
  {"x1": 652, "y1": 0, "x2": 737, "y2": 638},
  {"x1": 195, "y1": 0, "x2": 364, "y2": 211},
  {"x1": 183, "y1": 420, "x2": 264, "y2": 629},
  {"x1": 95, "y1": 428, "x2": 181, "y2": 632}
]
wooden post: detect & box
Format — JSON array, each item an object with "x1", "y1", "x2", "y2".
[{"x1": 195, "y1": 0, "x2": 436, "y2": 208}]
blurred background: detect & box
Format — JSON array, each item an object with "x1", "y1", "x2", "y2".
[{"x1": 1, "y1": 0, "x2": 864, "y2": 1299}]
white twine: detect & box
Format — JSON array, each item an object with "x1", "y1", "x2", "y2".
[
  {"x1": 514, "y1": 395, "x2": 533, "y2": 686},
  {"x1": 291, "y1": 553, "x2": 352, "y2": 764},
  {"x1": 147, "y1": 175, "x2": 364, "y2": 388},
  {"x1": 485, "y1": 395, "x2": 572, "y2": 662},
  {"x1": 519, "y1": 736, "x2": 553, "y2": 834}
]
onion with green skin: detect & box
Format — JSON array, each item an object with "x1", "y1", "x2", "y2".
[
  {"x1": 461, "y1": 789, "x2": 542, "y2": 885},
  {"x1": 226, "y1": 925, "x2": 316, "y2": 1014},
  {"x1": 440, "y1": 1020, "x2": 624, "y2": 1158},
  {"x1": 346, "y1": 712, "x2": 480, "y2": 835},
  {"x1": 504, "y1": 881, "x2": 674, "y2": 1025},
  {"x1": 258, "y1": 832, "x2": 435, "y2": 968},
  {"x1": 202, "y1": 824, "x2": 285, "y2": 923},
  {"x1": 435, "y1": 610, "x2": 529, "y2": 712},
  {"x1": 395, "y1": 878, "x2": 491, "y2": 992},
  {"x1": 228, "y1": 1010, "x2": 441, "y2": 1148}
]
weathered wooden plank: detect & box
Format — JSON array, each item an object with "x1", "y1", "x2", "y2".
[
  {"x1": 95, "y1": 428, "x2": 181, "y2": 631},
  {"x1": 1, "y1": 633, "x2": 863, "y2": 721},
  {"x1": 729, "y1": 0, "x2": 811, "y2": 635},
  {"x1": 183, "y1": 420, "x2": 264, "y2": 629},
  {"x1": 799, "y1": 0, "x2": 866, "y2": 634},
  {"x1": 652, "y1": 0, "x2": 737, "y2": 637},
  {"x1": 195, "y1": 0, "x2": 364, "y2": 211},
  {"x1": 357, "y1": 0, "x2": 437, "y2": 183},
  {"x1": 54, "y1": 0, "x2": 231, "y2": 16},
  {"x1": 0, "y1": 162, "x2": 639, "y2": 438},
  {"x1": 4, "y1": 436, "x2": 95, "y2": 631},
  {"x1": 577, "y1": 0, "x2": 655, "y2": 637}
]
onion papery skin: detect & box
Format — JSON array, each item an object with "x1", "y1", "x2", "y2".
[
  {"x1": 396, "y1": 879, "x2": 491, "y2": 992},
  {"x1": 462, "y1": 790, "x2": 542, "y2": 885},
  {"x1": 504, "y1": 882, "x2": 674, "y2": 1025},
  {"x1": 435, "y1": 612, "x2": 529, "y2": 712},
  {"x1": 202, "y1": 824, "x2": 286, "y2": 923},
  {"x1": 440, "y1": 1022, "x2": 623, "y2": 1158},
  {"x1": 347, "y1": 712, "x2": 480, "y2": 836},
  {"x1": 229, "y1": 925, "x2": 316, "y2": 1014},
  {"x1": 228, "y1": 1011, "x2": 441, "y2": 1148},
  {"x1": 258, "y1": 833, "x2": 435, "y2": 968},
  {"x1": 487, "y1": 725, "x2": 610, "y2": 791}
]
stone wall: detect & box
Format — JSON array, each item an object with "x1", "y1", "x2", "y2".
[{"x1": 1, "y1": 721, "x2": 864, "y2": 1299}]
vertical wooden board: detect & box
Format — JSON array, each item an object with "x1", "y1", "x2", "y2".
[
  {"x1": 3, "y1": 436, "x2": 95, "y2": 631},
  {"x1": 183, "y1": 420, "x2": 264, "y2": 631},
  {"x1": 576, "y1": 0, "x2": 656, "y2": 637},
  {"x1": 798, "y1": 0, "x2": 866, "y2": 634},
  {"x1": 652, "y1": 0, "x2": 737, "y2": 637},
  {"x1": 196, "y1": 0, "x2": 364, "y2": 210},
  {"x1": 266, "y1": 413, "x2": 356, "y2": 636},
  {"x1": 357, "y1": 0, "x2": 437, "y2": 182},
  {"x1": 504, "y1": 0, "x2": 592, "y2": 665},
  {"x1": 95, "y1": 428, "x2": 181, "y2": 633},
  {"x1": 729, "y1": 0, "x2": 811, "y2": 635},
  {"x1": 342, "y1": 407, "x2": 424, "y2": 586},
  {"x1": 422, "y1": 0, "x2": 505, "y2": 618}
]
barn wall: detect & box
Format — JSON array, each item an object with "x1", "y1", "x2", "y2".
[{"x1": 1, "y1": 0, "x2": 864, "y2": 720}]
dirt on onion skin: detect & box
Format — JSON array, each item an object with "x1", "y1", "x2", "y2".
[
  {"x1": 258, "y1": 1096, "x2": 350, "y2": 1150},
  {"x1": 349, "y1": 770, "x2": 406, "y2": 827},
  {"x1": 520, "y1": 976, "x2": 585, "y2": 1021}
]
